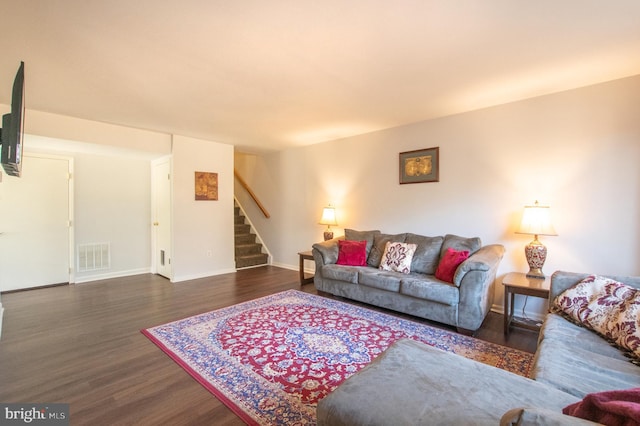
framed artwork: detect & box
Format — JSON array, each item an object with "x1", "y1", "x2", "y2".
[
  {"x1": 195, "y1": 171, "x2": 218, "y2": 200},
  {"x1": 399, "y1": 147, "x2": 439, "y2": 184}
]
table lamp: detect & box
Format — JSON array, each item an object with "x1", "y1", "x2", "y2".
[
  {"x1": 515, "y1": 200, "x2": 557, "y2": 279},
  {"x1": 319, "y1": 206, "x2": 338, "y2": 241}
]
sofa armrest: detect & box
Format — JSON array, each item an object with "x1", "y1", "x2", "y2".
[
  {"x1": 454, "y1": 244, "x2": 505, "y2": 331},
  {"x1": 501, "y1": 407, "x2": 601, "y2": 426},
  {"x1": 312, "y1": 237, "x2": 343, "y2": 266},
  {"x1": 453, "y1": 244, "x2": 505, "y2": 287}
]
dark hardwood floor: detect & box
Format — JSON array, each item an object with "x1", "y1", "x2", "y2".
[{"x1": 0, "y1": 266, "x2": 538, "y2": 425}]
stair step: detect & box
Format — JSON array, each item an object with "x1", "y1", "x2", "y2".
[
  {"x1": 236, "y1": 253, "x2": 268, "y2": 268},
  {"x1": 234, "y1": 224, "x2": 251, "y2": 235},
  {"x1": 234, "y1": 214, "x2": 246, "y2": 225},
  {"x1": 235, "y1": 234, "x2": 256, "y2": 245},
  {"x1": 235, "y1": 243, "x2": 263, "y2": 256}
]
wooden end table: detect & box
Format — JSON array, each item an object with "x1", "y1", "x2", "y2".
[
  {"x1": 298, "y1": 251, "x2": 314, "y2": 285},
  {"x1": 503, "y1": 272, "x2": 550, "y2": 335}
]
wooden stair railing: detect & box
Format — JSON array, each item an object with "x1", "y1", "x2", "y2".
[{"x1": 234, "y1": 169, "x2": 270, "y2": 218}]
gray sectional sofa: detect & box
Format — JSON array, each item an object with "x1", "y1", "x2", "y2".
[
  {"x1": 317, "y1": 271, "x2": 640, "y2": 425},
  {"x1": 312, "y1": 229, "x2": 505, "y2": 334}
]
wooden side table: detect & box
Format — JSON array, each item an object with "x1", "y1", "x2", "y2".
[
  {"x1": 503, "y1": 272, "x2": 550, "y2": 335},
  {"x1": 298, "y1": 251, "x2": 314, "y2": 285}
]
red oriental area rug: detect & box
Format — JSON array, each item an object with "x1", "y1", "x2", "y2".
[{"x1": 142, "y1": 290, "x2": 533, "y2": 425}]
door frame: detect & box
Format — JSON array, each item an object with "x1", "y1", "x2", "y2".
[
  {"x1": 151, "y1": 155, "x2": 172, "y2": 279},
  {"x1": 13, "y1": 151, "x2": 74, "y2": 284}
]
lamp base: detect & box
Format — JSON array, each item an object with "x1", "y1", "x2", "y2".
[
  {"x1": 524, "y1": 236, "x2": 547, "y2": 280},
  {"x1": 526, "y1": 268, "x2": 546, "y2": 279},
  {"x1": 323, "y1": 231, "x2": 334, "y2": 241}
]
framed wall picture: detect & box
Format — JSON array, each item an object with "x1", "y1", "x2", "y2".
[
  {"x1": 195, "y1": 171, "x2": 218, "y2": 200},
  {"x1": 399, "y1": 147, "x2": 439, "y2": 184}
]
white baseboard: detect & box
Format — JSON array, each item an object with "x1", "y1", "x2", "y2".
[
  {"x1": 73, "y1": 268, "x2": 151, "y2": 284},
  {"x1": 171, "y1": 268, "x2": 237, "y2": 283},
  {"x1": 271, "y1": 262, "x2": 298, "y2": 272}
]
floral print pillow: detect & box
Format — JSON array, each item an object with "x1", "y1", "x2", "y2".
[
  {"x1": 554, "y1": 275, "x2": 640, "y2": 359},
  {"x1": 379, "y1": 242, "x2": 417, "y2": 274}
]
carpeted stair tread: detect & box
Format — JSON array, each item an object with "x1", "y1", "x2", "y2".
[{"x1": 236, "y1": 253, "x2": 269, "y2": 268}]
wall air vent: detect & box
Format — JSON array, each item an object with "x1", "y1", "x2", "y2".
[{"x1": 77, "y1": 243, "x2": 111, "y2": 272}]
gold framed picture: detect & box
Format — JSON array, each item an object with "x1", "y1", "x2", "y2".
[
  {"x1": 399, "y1": 147, "x2": 439, "y2": 184},
  {"x1": 195, "y1": 171, "x2": 218, "y2": 200}
]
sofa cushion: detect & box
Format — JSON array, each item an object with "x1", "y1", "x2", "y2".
[
  {"x1": 321, "y1": 264, "x2": 360, "y2": 283},
  {"x1": 441, "y1": 234, "x2": 482, "y2": 257},
  {"x1": 344, "y1": 229, "x2": 380, "y2": 258},
  {"x1": 336, "y1": 240, "x2": 367, "y2": 266},
  {"x1": 367, "y1": 233, "x2": 407, "y2": 268},
  {"x1": 358, "y1": 269, "x2": 403, "y2": 292},
  {"x1": 379, "y1": 242, "x2": 417, "y2": 274},
  {"x1": 404, "y1": 233, "x2": 443, "y2": 275},
  {"x1": 532, "y1": 314, "x2": 640, "y2": 398},
  {"x1": 435, "y1": 247, "x2": 469, "y2": 283},
  {"x1": 553, "y1": 275, "x2": 640, "y2": 360},
  {"x1": 400, "y1": 276, "x2": 459, "y2": 305},
  {"x1": 317, "y1": 339, "x2": 579, "y2": 426}
]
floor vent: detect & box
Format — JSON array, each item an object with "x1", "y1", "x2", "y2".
[{"x1": 77, "y1": 243, "x2": 111, "y2": 272}]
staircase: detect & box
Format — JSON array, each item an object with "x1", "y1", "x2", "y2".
[{"x1": 234, "y1": 206, "x2": 269, "y2": 268}]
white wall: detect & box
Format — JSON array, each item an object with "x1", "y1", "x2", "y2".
[
  {"x1": 2, "y1": 110, "x2": 238, "y2": 286},
  {"x1": 172, "y1": 135, "x2": 235, "y2": 282},
  {"x1": 236, "y1": 74, "x2": 640, "y2": 318},
  {"x1": 73, "y1": 152, "x2": 152, "y2": 282}
]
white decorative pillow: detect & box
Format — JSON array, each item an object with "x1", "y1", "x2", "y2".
[
  {"x1": 379, "y1": 241, "x2": 417, "y2": 274},
  {"x1": 553, "y1": 275, "x2": 640, "y2": 359}
]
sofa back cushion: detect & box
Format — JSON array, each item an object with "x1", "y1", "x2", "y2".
[
  {"x1": 440, "y1": 234, "x2": 481, "y2": 258},
  {"x1": 404, "y1": 233, "x2": 444, "y2": 275},
  {"x1": 367, "y1": 233, "x2": 407, "y2": 267}
]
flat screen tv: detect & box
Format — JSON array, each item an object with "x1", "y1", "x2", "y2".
[{"x1": 0, "y1": 61, "x2": 25, "y2": 177}]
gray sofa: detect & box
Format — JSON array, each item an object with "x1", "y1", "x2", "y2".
[
  {"x1": 312, "y1": 229, "x2": 505, "y2": 334},
  {"x1": 317, "y1": 271, "x2": 640, "y2": 425}
]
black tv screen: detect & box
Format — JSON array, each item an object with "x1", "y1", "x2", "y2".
[{"x1": 1, "y1": 61, "x2": 25, "y2": 177}]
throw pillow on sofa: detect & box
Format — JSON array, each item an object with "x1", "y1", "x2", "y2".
[
  {"x1": 367, "y1": 233, "x2": 407, "y2": 267},
  {"x1": 435, "y1": 247, "x2": 469, "y2": 283},
  {"x1": 553, "y1": 275, "x2": 640, "y2": 360},
  {"x1": 344, "y1": 229, "x2": 380, "y2": 259},
  {"x1": 379, "y1": 242, "x2": 417, "y2": 274},
  {"x1": 336, "y1": 240, "x2": 368, "y2": 266}
]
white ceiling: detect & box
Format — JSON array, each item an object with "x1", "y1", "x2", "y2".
[{"x1": 2, "y1": 0, "x2": 640, "y2": 153}]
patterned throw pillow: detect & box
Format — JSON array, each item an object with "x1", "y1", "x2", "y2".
[
  {"x1": 379, "y1": 242, "x2": 417, "y2": 274},
  {"x1": 553, "y1": 275, "x2": 640, "y2": 359}
]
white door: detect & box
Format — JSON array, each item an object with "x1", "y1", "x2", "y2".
[
  {"x1": 0, "y1": 154, "x2": 71, "y2": 292},
  {"x1": 152, "y1": 158, "x2": 171, "y2": 279}
]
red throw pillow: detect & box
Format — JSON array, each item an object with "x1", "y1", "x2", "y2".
[
  {"x1": 336, "y1": 240, "x2": 368, "y2": 266},
  {"x1": 435, "y1": 247, "x2": 469, "y2": 283}
]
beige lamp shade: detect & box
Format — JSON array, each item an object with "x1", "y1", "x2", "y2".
[
  {"x1": 319, "y1": 206, "x2": 338, "y2": 240},
  {"x1": 515, "y1": 201, "x2": 557, "y2": 236},
  {"x1": 515, "y1": 201, "x2": 557, "y2": 279}
]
